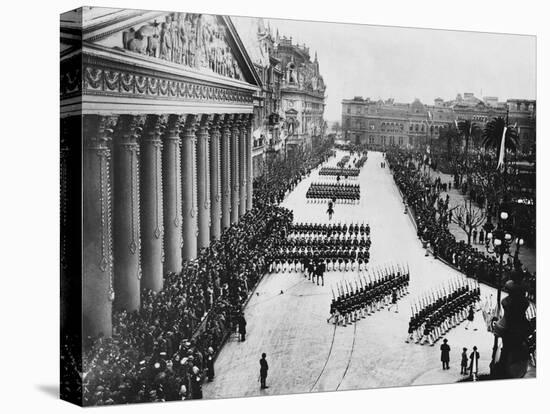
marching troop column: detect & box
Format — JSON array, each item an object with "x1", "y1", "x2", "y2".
[
  {"x1": 246, "y1": 114, "x2": 253, "y2": 211},
  {"x1": 220, "y1": 114, "x2": 232, "y2": 230},
  {"x1": 238, "y1": 116, "x2": 248, "y2": 217},
  {"x1": 162, "y1": 115, "x2": 184, "y2": 274},
  {"x1": 209, "y1": 114, "x2": 222, "y2": 240},
  {"x1": 113, "y1": 115, "x2": 144, "y2": 312},
  {"x1": 182, "y1": 114, "x2": 199, "y2": 260},
  {"x1": 197, "y1": 114, "x2": 212, "y2": 249},
  {"x1": 140, "y1": 115, "x2": 165, "y2": 293},
  {"x1": 82, "y1": 115, "x2": 117, "y2": 338},
  {"x1": 230, "y1": 114, "x2": 241, "y2": 224}
]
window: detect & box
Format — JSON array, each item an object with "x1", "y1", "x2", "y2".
[
  {"x1": 399, "y1": 136, "x2": 403, "y2": 145},
  {"x1": 369, "y1": 135, "x2": 375, "y2": 144},
  {"x1": 347, "y1": 107, "x2": 351, "y2": 114},
  {"x1": 390, "y1": 136, "x2": 395, "y2": 145}
]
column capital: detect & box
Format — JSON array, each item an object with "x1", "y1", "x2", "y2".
[
  {"x1": 115, "y1": 114, "x2": 146, "y2": 145},
  {"x1": 240, "y1": 113, "x2": 253, "y2": 130},
  {"x1": 165, "y1": 114, "x2": 186, "y2": 139},
  {"x1": 182, "y1": 114, "x2": 199, "y2": 140},
  {"x1": 199, "y1": 114, "x2": 215, "y2": 138},
  {"x1": 143, "y1": 114, "x2": 167, "y2": 143},
  {"x1": 209, "y1": 114, "x2": 222, "y2": 135},
  {"x1": 231, "y1": 113, "x2": 243, "y2": 132},
  {"x1": 83, "y1": 115, "x2": 118, "y2": 149},
  {"x1": 220, "y1": 113, "x2": 233, "y2": 134}
]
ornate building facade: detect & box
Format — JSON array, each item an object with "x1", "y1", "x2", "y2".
[
  {"x1": 61, "y1": 7, "x2": 262, "y2": 339},
  {"x1": 342, "y1": 93, "x2": 536, "y2": 152},
  {"x1": 233, "y1": 18, "x2": 284, "y2": 178},
  {"x1": 275, "y1": 36, "x2": 327, "y2": 155}
]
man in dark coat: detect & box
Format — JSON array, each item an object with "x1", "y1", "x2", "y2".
[
  {"x1": 469, "y1": 346, "x2": 480, "y2": 377},
  {"x1": 440, "y1": 338, "x2": 450, "y2": 370},
  {"x1": 237, "y1": 312, "x2": 247, "y2": 342},
  {"x1": 206, "y1": 347, "x2": 215, "y2": 382},
  {"x1": 259, "y1": 353, "x2": 269, "y2": 389}
]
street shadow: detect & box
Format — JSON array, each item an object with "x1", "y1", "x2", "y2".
[{"x1": 36, "y1": 384, "x2": 59, "y2": 399}]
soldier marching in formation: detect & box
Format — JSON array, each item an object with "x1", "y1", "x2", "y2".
[
  {"x1": 268, "y1": 222, "x2": 371, "y2": 274},
  {"x1": 327, "y1": 264, "x2": 410, "y2": 326},
  {"x1": 319, "y1": 166, "x2": 360, "y2": 179},
  {"x1": 406, "y1": 277, "x2": 481, "y2": 346},
  {"x1": 306, "y1": 182, "x2": 361, "y2": 204}
]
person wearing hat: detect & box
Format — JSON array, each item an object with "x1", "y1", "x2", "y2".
[
  {"x1": 237, "y1": 312, "x2": 247, "y2": 342},
  {"x1": 440, "y1": 338, "x2": 450, "y2": 370},
  {"x1": 190, "y1": 366, "x2": 203, "y2": 399},
  {"x1": 460, "y1": 347, "x2": 469, "y2": 375},
  {"x1": 206, "y1": 347, "x2": 215, "y2": 382},
  {"x1": 259, "y1": 353, "x2": 269, "y2": 389},
  {"x1": 469, "y1": 346, "x2": 480, "y2": 378}
]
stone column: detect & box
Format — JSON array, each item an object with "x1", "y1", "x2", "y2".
[
  {"x1": 230, "y1": 114, "x2": 241, "y2": 224},
  {"x1": 197, "y1": 114, "x2": 212, "y2": 249},
  {"x1": 181, "y1": 114, "x2": 199, "y2": 260},
  {"x1": 238, "y1": 116, "x2": 248, "y2": 217},
  {"x1": 113, "y1": 115, "x2": 145, "y2": 312},
  {"x1": 220, "y1": 114, "x2": 232, "y2": 230},
  {"x1": 82, "y1": 115, "x2": 117, "y2": 338},
  {"x1": 140, "y1": 115, "x2": 165, "y2": 292},
  {"x1": 162, "y1": 115, "x2": 184, "y2": 274},
  {"x1": 209, "y1": 114, "x2": 222, "y2": 240},
  {"x1": 246, "y1": 114, "x2": 254, "y2": 210}
]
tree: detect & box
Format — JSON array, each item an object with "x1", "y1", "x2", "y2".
[
  {"x1": 451, "y1": 199, "x2": 487, "y2": 245},
  {"x1": 482, "y1": 117, "x2": 519, "y2": 160},
  {"x1": 457, "y1": 119, "x2": 481, "y2": 165}
]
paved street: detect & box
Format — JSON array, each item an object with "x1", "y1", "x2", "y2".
[{"x1": 203, "y1": 150, "x2": 502, "y2": 399}]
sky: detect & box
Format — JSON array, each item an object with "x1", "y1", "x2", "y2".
[{"x1": 257, "y1": 17, "x2": 536, "y2": 123}]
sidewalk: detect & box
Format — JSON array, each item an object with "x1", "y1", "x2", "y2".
[{"x1": 429, "y1": 169, "x2": 536, "y2": 274}]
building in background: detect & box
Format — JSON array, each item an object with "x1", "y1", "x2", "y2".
[
  {"x1": 234, "y1": 18, "x2": 284, "y2": 178},
  {"x1": 275, "y1": 35, "x2": 327, "y2": 156},
  {"x1": 234, "y1": 19, "x2": 327, "y2": 175},
  {"x1": 342, "y1": 93, "x2": 536, "y2": 152}
]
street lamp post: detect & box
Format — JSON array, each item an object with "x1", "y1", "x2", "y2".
[{"x1": 485, "y1": 210, "x2": 515, "y2": 374}]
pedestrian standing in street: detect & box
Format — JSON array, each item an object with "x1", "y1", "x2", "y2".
[
  {"x1": 238, "y1": 312, "x2": 247, "y2": 341},
  {"x1": 469, "y1": 346, "x2": 480, "y2": 378},
  {"x1": 259, "y1": 353, "x2": 269, "y2": 389},
  {"x1": 206, "y1": 347, "x2": 215, "y2": 382},
  {"x1": 440, "y1": 338, "x2": 450, "y2": 370},
  {"x1": 465, "y1": 305, "x2": 476, "y2": 330},
  {"x1": 460, "y1": 347, "x2": 468, "y2": 375}
]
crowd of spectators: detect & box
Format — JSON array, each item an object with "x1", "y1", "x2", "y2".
[
  {"x1": 63, "y1": 143, "x2": 337, "y2": 406},
  {"x1": 386, "y1": 148, "x2": 535, "y2": 302},
  {"x1": 69, "y1": 205, "x2": 294, "y2": 405}
]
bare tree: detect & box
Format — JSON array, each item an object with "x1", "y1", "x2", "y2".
[{"x1": 451, "y1": 199, "x2": 487, "y2": 245}]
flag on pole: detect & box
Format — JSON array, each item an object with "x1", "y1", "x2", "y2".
[{"x1": 497, "y1": 126, "x2": 508, "y2": 170}]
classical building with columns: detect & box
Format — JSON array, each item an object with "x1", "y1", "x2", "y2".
[{"x1": 61, "y1": 7, "x2": 262, "y2": 339}]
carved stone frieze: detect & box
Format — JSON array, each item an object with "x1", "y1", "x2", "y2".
[
  {"x1": 81, "y1": 64, "x2": 253, "y2": 105},
  {"x1": 121, "y1": 13, "x2": 244, "y2": 81}
]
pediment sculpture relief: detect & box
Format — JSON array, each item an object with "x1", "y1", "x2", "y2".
[{"x1": 122, "y1": 13, "x2": 244, "y2": 80}]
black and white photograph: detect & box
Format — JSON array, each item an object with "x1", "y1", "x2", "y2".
[
  {"x1": 57, "y1": 4, "x2": 540, "y2": 407},
  {"x1": 4, "y1": 1, "x2": 548, "y2": 412}
]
